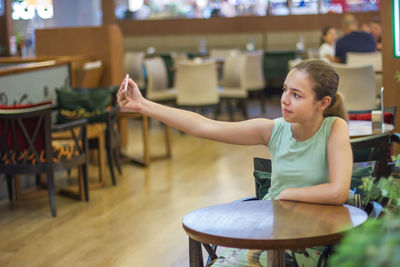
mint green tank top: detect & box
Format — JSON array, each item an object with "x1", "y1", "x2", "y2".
[{"x1": 263, "y1": 116, "x2": 338, "y2": 200}]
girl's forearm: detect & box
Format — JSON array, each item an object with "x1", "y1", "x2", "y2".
[
  {"x1": 139, "y1": 98, "x2": 214, "y2": 138},
  {"x1": 278, "y1": 183, "x2": 349, "y2": 205}
]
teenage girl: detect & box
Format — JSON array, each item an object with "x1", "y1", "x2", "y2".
[{"x1": 118, "y1": 58, "x2": 352, "y2": 266}]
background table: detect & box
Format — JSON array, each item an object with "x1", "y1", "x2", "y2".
[
  {"x1": 349, "y1": 120, "x2": 394, "y2": 138},
  {"x1": 182, "y1": 200, "x2": 368, "y2": 267}
]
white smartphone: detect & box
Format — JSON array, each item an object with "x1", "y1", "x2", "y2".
[{"x1": 124, "y1": 74, "x2": 129, "y2": 95}]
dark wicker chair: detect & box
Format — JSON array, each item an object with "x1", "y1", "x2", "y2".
[{"x1": 0, "y1": 104, "x2": 89, "y2": 217}]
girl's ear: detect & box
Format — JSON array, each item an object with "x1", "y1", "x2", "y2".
[{"x1": 319, "y1": 96, "x2": 332, "y2": 111}]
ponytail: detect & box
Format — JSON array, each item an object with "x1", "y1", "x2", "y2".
[{"x1": 323, "y1": 93, "x2": 348, "y2": 121}]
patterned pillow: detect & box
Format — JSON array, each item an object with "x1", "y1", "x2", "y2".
[
  {"x1": 1, "y1": 140, "x2": 83, "y2": 166},
  {"x1": 56, "y1": 88, "x2": 111, "y2": 124}
]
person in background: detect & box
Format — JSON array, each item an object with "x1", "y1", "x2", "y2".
[
  {"x1": 335, "y1": 14, "x2": 376, "y2": 63},
  {"x1": 319, "y1": 26, "x2": 337, "y2": 63},
  {"x1": 118, "y1": 59, "x2": 352, "y2": 266},
  {"x1": 369, "y1": 17, "x2": 382, "y2": 50},
  {"x1": 361, "y1": 22, "x2": 371, "y2": 33}
]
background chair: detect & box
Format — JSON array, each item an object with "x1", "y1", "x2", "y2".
[
  {"x1": 218, "y1": 54, "x2": 248, "y2": 121},
  {"x1": 144, "y1": 57, "x2": 177, "y2": 103},
  {"x1": 351, "y1": 132, "x2": 391, "y2": 179},
  {"x1": 0, "y1": 104, "x2": 89, "y2": 217},
  {"x1": 346, "y1": 51, "x2": 382, "y2": 97},
  {"x1": 333, "y1": 64, "x2": 377, "y2": 111},
  {"x1": 56, "y1": 87, "x2": 120, "y2": 186},
  {"x1": 243, "y1": 50, "x2": 266, "y2": 114},
  {"x1": 346, "y1": 51, "x2": 382, "y2": 72},
  {"x1": 263, "y1": 50, "x2": 297, "y2": 89},
  {"x1": 124, "y1": 51, "x2": 146, "y2": 90},
  {"x1": 74, "y1": 60, "x2": 103, "y2": 88},
  {"x1": 175, "y1": 60, "x2": 219, "y2": 118}
]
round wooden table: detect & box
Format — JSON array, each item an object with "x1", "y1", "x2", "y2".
[
  {"x1": 182, "y1": 200, "x2": 368, "y2": 267},
  {"x1": 349, "y1": 120, "x2": 394, "y2": 138}
]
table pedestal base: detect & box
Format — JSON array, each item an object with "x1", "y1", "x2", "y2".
[{"x1": 267, "y1": 249, "x2": 285, "y2": 267}]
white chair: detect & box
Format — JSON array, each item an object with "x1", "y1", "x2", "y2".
[
  {"x1": 144, "y1": 57, "x2": 177, "y2": 103},
  {"x1": 219, "y1": 54, "x2": 248, "y2": 121},
  {"x1": 333, "y1": 63, "x2": 378, "y2": 111},
  {"x1": 243, "y1": 50, "x2": 266, "y2": 114},
  {"x1": 175, "y1": 60, "x2": 219, "y2": 118},
  {"x1": 124, "y1": 52, "x2": 146, "y2": 90},
  {"x1": 346, "y1": 51, "x2": 382, "y2": 96},
  {"x1": 346, "y1": 52, "x2": 382, "y2": 72}
]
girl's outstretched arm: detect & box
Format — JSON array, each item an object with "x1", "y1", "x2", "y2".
[{"x1": 117, "y1": 78, "x2": 274, "y2": 146}]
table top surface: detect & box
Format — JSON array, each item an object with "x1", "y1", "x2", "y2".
[
  {"x1": 349, "y1": 120, "x2": 394, "y2": 138},
  {"x1": 182, "y1": 200, "x2": 368, "y2": 250}
]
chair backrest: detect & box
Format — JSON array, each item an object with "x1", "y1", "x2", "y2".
[
  {"x1": 351, "y1": 132, "x2": 391, "y2": 179},
  {"x1": 0, "y1": 104, "x2": 53, "y2": 170},
  {"x1": 263, "y1": 50, "x2": 297, "y2": 80},
  {"x1": 253, "y1": 157, "x2": 272, "y2": 200},
  {"x1": 222, "y1": 54, "x2": 247, "y2": 88},
  {"x1": 346, "y1": 51, "x2": 382, "y2": 72},
  {"x1": 144, "y1": 57, "x2": 169, "y2": 95},
  {"x1": 124, "y1": 52, "x2": 145, "y2": 88},
  {"x1": 75, "y1": 60, "x2": 103, "y2": 88},
  {"x1": 243, "y1": 50, "x2": 265, "y2": 90},
  {"x1": 333, "y1": 63, "x2": 377, "y2": 111},
  {"x1": 176, "y1": 60, "x2": 219, "y2": 106}
]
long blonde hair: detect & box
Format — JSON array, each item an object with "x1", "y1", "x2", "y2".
[{"x1": 292, "y1": 59, "x2": 348, "y2": 121}]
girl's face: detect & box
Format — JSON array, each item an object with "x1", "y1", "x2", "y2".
[
  {"x1": 323, "y1": 28, "x2": 337, "y2": 45},
  {"x1": 281, "y1": 69, "x2": 322, "y2": 123}
]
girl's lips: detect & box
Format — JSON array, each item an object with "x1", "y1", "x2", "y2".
[{"x1": 282, "y1": 108, "x2": 292, "y2": 114}]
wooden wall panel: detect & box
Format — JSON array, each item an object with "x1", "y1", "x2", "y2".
[
  {"x1": 0, "y1": 0, "x2": 13, "y2": 56},
  {"x1": 35, "y1": 25, "x2": 124, "y2": 87}
]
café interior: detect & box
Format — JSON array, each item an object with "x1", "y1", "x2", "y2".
[{"x1": 1, "y1": 0, "x2": 400, "y2": 266}]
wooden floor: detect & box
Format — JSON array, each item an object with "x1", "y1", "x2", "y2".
[{"x1": 0, "y1": 98, "x2": 281, "y2": 267}]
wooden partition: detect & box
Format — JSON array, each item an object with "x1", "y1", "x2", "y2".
[
  {"x1": 381, "y1": 1, "x2": 400, "y2": 153},
  {"x1": 35, "y1": 24, "x2": 124, "y2": 87}
]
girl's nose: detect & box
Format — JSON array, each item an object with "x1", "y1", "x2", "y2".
[{"x1": 281, "y1": 91, "x2": 289, "y2": 105}]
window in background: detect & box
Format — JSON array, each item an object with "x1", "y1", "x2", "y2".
[
  {"x1": 321, "y1": 0, "x2": 380, "y2": 13},
  {"x1": 115, "y1": 0, "x2": 380, "y2": 20},
  {"x1": 290, "y1": 0, "x2": 319, "y2": 15},
  {"x1": 0, "y1": 0, "x2": 4, "y2": 16}
]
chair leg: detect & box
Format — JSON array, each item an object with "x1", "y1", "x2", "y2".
[
  {"x1": 113, "y1": 147, "x2": 122, "y2": 175},
  {"x1": 47, "y1": 171, "x2": 57, "y2": 217},
  {"x1": 6, "y1": 175, "x2": 14, "y2": 201},
  {"x1": 106, "y1": 145, "x2": 117, "y2": 186},
  {"x1": 82, "y1": 163, "x2": 89, "y2": 201},
  {"x1": 164, "y1": 124, "x2": 172, "y2": 158},
  {"x1": 226, "y1": 99, "x2": 234, "y2": 121},
  {"x1": 141, "y1": 115, "x2": 150, "y2": 166},
  {"x1": 242, "y1": 99, "x2": 248, "y2": 120}
]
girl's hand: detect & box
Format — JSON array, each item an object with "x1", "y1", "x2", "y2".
[{"x1": 117, "y1": 78, "x2": 144, "y2": 112}]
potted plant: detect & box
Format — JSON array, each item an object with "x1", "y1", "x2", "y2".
[{"x1": 329, "y1": 154, "x2": 400, "y2": 267}]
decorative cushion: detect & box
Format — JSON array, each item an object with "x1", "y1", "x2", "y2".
[
  {"x1": 56, "y1": 88, "x2": 111, "y2": 124},
  {"x1": 348, "y1": 112, "x2": 394, "y2": 125},
  {"x1": 0, "y1": 101, "x2": 52, "y2": 152},
  {"x1": 0, "y1": 140, "x2": 82, "y2": 166}
]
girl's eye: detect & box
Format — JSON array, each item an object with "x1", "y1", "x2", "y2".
[
  {"x1": 294, "y1": 93, "x2": 300, "y2": 98},
  {"x1": 282, "y1": 87, "x2": 286, "y2": 92}
]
